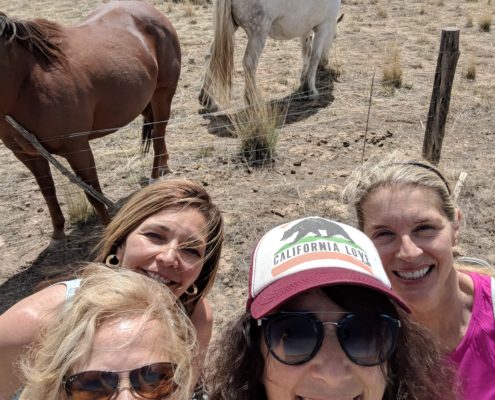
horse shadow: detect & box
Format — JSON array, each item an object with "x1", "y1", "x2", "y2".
[
  {"x1": 201, "y1": 67, "x2": 338, "y2": 137},
  {"x1": 0, "y1": 192, "x2": 138, "y2": 314}
]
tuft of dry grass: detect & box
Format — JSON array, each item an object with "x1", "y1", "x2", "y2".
[
  {"x1": 227, "y1": 85, "x2": 286, "y2": 166},
  {"x1": 377, "y1": 6, "x2": 388, "y2": 18},
  {"x1": 183, "y1": 0, "x2": 195, "y2": 17},
  {"x1": 62, "y1": 186, "x2": 96, "y2": 225},
  {"x1": 466, "y1": 14, "x2": 474, "y2": 27},
  {"x1": 465, "y1": 59, "x2": 477, "y2": 80},
  {"x1": 478, "y1": 11, "x2": 492, "y2": 31},
  {"x1": 382, "y1": 44, "x2": 403, "y2": 88}
]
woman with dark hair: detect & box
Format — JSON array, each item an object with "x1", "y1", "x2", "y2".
[{"x1": 208, "y1": 217, "x2": 457, "y2": 400}]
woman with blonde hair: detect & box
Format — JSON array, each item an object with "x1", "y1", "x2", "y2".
[
  {"x1": 19, "y1": 263, "x2": 196, "y2": 400},
  {"x1": 343, "y1": 154, "x2": 495, "y2": 399},
  {"x1": 1, "y1": 179, "x2": 223, "y2": 399}
]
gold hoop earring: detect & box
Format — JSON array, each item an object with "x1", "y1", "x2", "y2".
[
  {"x1": 185, "y1": 284, "x2": 198, "y2": 296},
  {"x1": 105, "y1": 254, "x2": 120, "y2": 268}
]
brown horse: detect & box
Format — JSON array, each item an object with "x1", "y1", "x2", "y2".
[{"x1": 0, "y1": 1, "x2": 181, "y2": 239}]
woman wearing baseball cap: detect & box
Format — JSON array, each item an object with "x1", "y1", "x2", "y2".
[{"x1": 208, "y1": 217, "x2": 457, "y2": 400}]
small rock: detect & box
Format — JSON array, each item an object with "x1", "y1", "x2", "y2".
[
  {"x1": 24, "y1": 202, "x2": 31, "y2": 207},
  {"x1": 293, "y1": 161, "x2": 302, "y2": 167},
  {"x1": 290, "y1": 169, "x2": 296, "y2": 174},
  {"x1": 37, "y1": 208, "x2": 44, "y2": 213},
  {"x1": 308, "y1": 171, "x2": 314, "y2": 175},
  {"x1": 342, "y1": 141, "x2": 350, "y2": 148}
]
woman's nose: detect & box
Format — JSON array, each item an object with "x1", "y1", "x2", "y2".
[
  {"x1": 307, "y1": 329, "x2": 352, "y2": 384},
  {"x1": 115, "y1": 389, "x2": 134, "y2": 399},
  {"x1": 397, "y1": 235, "x2": 423, "y2": 261},
  {"x1": 156, "y1": 244, "x2": 180, "y2": 267}
]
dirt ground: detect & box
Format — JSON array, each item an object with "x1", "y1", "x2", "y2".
[{"x1": 0, "y1": 0, "x2": 494, "y2": 329}]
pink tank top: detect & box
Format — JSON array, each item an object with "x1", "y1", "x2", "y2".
[{"x1": 448, "y1": 272, "x2": 495, "y2": 399}]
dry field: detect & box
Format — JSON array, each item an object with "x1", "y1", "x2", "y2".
[{"x1": 0, "y1": 0, "x2": 494, "y2": 329}]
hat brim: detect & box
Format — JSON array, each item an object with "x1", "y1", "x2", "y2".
[{"x1": 249, "y1": 267, "x2": 410, "y2": 319}]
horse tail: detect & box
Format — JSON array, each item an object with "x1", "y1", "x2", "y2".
[
  {"x1": 141, "y1": 103, "x2": 153, "y2": 155},
  {"x1": 208, "y1": 0, "x2": 235, "y2": 103}
]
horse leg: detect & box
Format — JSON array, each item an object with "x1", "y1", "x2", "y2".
[
  {"x1": 302, "y1": 22, "x2": 335, "y2": 98},
  {"x1": 243, "y1": 32, "x2": 268, "y2": 105},
  {"x1": 299, "y1": 32, "x2": 314, "y2": 94},
  {"x1": 149, "y1": 86, "x2": 176, "y2": 182},
  {"x1": 319, "y1": 13, "x2": 344, "y2": 69},
  {"x1": 198, "y1": 42, "x2": 219, "y2": 112},
  {"x1": 318, "y1": 22, "x2": 338, "y2": 69},
  {"x1": 14, "y1": 153, "x2": 65, "y2": 239},
  {"x1": 65, "y1": 145, "x2": 110, "y2": 226}
]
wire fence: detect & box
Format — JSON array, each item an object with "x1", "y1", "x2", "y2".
[{"x1": 0, "y1": 66, "x2": 493, "y2": 276}]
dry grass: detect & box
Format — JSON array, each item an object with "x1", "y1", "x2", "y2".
[
  {"x1": 377, "y1": 6, "x2": 388, "y2": 18},
  {"x1": 465, "y1": 59, "x2": 477, "y2": 80},
  {"x1": 382, "y1": 44, "x2": 403, "y2": 88},
  {"x1": 227, "y1": 86, "x2": 286, "y2": 165},
  {"x1": 478, "y1": 10, "x2": 492, "y2": 31},
  {"x1": 62, "y1": 186, "x2": 95, "y2": 224},
  {"x1": 183, "y1": 0, "x2": 195, "y2": 17},
  {"x1": 466, "y1": 14, "x2": 474, "y2": 27}
]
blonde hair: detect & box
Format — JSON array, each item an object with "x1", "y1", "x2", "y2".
[
  {"x1": 93, "y1": 179, "x2": 224, "y2": 309},
  {"x1": 342, "y1": 153, "x2": 456, "y2": 230},
  {"x1": 343, "y1": 153, "x2": 494, "y2": 274},
  {"x1": 19, "y1": 263, "x2": 197, "y2": 400}
]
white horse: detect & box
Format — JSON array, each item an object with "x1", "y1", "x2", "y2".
[{"x1": 199, "y1": 0, "x2": 342, "y2": 111}]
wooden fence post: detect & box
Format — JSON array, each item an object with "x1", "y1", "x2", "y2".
[{"x1": 422, "y1": 27, "x2": 460, "y2": 164}]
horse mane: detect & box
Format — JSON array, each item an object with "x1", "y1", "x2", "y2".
[{"x1": 0, "y1": 12, "x2": 65, "y2": 65}]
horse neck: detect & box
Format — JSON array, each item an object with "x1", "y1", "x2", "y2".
[{"x1": 0, "y1": 39, "x2": 32, "y2": 112}]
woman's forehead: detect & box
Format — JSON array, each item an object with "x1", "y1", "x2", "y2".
[
  {"x1": 278, "y1": 288, "x2": 345, "y2": 312},
  {"x1": 364, "y1": 184, "x2": 445, "y2": 215}
]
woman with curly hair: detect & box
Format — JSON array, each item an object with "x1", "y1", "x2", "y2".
[{"x1": 208, "y1": 217, "x2": 457, "y2": 400}]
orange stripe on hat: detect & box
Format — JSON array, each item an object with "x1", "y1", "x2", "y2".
[{"x1": 272, "y1": 251, "x2": 373, "y2": 277}]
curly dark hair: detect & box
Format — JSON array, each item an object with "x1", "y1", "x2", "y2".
[{"x1": 207, "y1": 286, "x2": 458, "y2": 400}]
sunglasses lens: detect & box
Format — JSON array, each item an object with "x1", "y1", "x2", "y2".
[
  {"x1": 130, "y1": 362, "x2": 177, "y2": 399},
  {"x1": 65, "y1": 371, "x2": 117, "y2": 400},
  {"x1": 266, "y1": 314, "x2": 320, "y2": 365},
  {"x1": 338, "y1": 314, "x2": 398, "y2": 366}
]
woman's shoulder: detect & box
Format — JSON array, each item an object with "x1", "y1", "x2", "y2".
[
  {"x1": 190, "y1": 298, "x2": 213, "y2": 326},
  {"x1": 0, "y1": 283, "x2": 67, "y2": 345}
]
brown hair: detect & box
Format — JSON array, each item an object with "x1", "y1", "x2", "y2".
[
  {"x1": 93, "y1": 179, "x2": 224, "y2": 311},
  {"x1": 207, "y1": 286, "x2": 458, "y2": 400}
]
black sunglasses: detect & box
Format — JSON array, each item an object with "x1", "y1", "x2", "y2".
[
  {"x1": 259, "y1": 312, "x2": 400, "y2": 366},
  {"x1": 63, "y1": 362, "x2": 177, "y2": 400}
]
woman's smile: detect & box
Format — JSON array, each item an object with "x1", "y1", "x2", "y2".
[{"x1": 116, "y1": 207, "x2": 207, "y2": 297}]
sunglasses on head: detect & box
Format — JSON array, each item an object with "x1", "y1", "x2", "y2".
[
  {"x1": 63, "y1": 362, "x2": 177, "y2": 400},
  {"x1": 259, "y1": 312, "x2": 401, "y2": 366}
]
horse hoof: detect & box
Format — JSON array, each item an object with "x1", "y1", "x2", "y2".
[
  {"x1": 307, "y1": 92, "x2": 319, "y2": 100},
  {"x1": 199, "y1": 92, "x2": 219, "y2": 113},
  {"x1": 148, "y1": 167, "x2": 171, "y2": 185},
  {"x1": 159, "y1": 166, "x2": 171, "y2": 176},
  {"x1": 49, "y1": 236, "x2": 66, "y2": 247}
]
